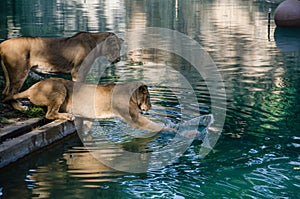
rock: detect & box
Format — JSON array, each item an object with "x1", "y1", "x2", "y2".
[{"x1": 274, "y1": 0, "x2": 300, "y2": 27}]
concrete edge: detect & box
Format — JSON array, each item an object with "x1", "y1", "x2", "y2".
[
  {"x1": 0, "y1": 118, "x2": 45, "y2": 142},
  {"x1": 0, "y1": 120, "x2": 76, "y2": 168}
]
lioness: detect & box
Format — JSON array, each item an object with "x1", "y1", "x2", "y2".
[
  {"x1": 0, "y1": 32, "x2": 123, "y2": 110},
  {"x1": 7, "y1": 78, "x2": 173, "y2": 133}
]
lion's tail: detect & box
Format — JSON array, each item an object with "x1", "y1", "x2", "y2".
[{"x1": 0, "y1": 44, "x2": 11, "y2": 96}]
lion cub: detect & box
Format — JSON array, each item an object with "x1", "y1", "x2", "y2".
[{"x1": 7, "y1": 78, "x2": 173, "y2": 132}]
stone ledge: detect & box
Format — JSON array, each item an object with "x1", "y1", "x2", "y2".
[
  {"x1": 0, "y1": 120, "x2": 76, "y2": 168},
  {"x1": 0, "y1": 118, "x2": 46, "y2": 142}
]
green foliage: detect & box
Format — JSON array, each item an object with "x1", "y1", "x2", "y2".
[
  {"x1": 126, "y1": 60, "x2": 143, "y2": 66},
  {"x1": 0, "y1": 117, "x2": 10, "y2": 124},
  {"x1": 23, "y1": 106, "x2": 45, "y2": 118}
]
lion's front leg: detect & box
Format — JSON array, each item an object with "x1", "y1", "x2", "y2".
[
  {"x1": 161, "y1": 126, "x2": 177, "y2": 133},
  {"x1": 44, "y1": 84, "x2": 74, "y2": 121},
  {"x1": 46, "y1": 112, "x2": 74, "y2": 121},
  {"x1": 71, "y1": 66, "x2": 89, "y2": 82},
  {"x1": 122, "y1": 111, "x2": 171, "y2": 133}
]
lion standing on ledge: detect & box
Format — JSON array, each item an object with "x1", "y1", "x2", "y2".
[
  {"x1": 6, "y1": 78, "x2": 173, "y2": 133},
  {"x1": 0, "y1": 32, "x2": 123, "y2": 110}
]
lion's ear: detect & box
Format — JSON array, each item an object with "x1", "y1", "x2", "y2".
[{"x1": 139, "y1": 85, "x2": 148, "y2": 94}]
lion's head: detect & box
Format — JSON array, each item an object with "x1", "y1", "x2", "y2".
[
  {"x1": 132, "y1": 84, "x2": 152, "y2": 112},
  {"x1": 102, "y1": 33, "x2": 124, "y2": 64}
]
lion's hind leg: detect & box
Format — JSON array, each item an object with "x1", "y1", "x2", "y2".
[{"x1": 45, "y1": 88, "x2": 74, "y2": 121}]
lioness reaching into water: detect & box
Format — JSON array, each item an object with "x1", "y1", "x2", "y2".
[
  {"x1": 6, "y1": 78, "x2": 173, "y2": 133},
  {"x1": 0, "y1": 32, "x2": 123, "y2": 110}
]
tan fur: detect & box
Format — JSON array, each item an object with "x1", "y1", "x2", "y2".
[
  {"x1": 0, "y1": 32, "x2": 123, "y2": 110},
  {"x1": 9, "y1": 78, "x2": 172, "y2": 132}
]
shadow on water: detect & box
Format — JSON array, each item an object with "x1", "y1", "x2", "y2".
[{"x1": 274, "y1": 27, "x2": 300, "y2": 52}]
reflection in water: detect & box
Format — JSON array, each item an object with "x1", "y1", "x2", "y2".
[
  {"x1": 64, "y1": 148, "x2": 123, "y2": 185},
  {"x1": 0, "y1": 0, "x2": 126, "y2": 38},
  {"x1": 274, "y1": 27, "x2": 300, "y2": 52},
  {"x1": 25, "y1": 142, "x2": 128, "y2": 198},
  {"x1": 78, "y1": 114, "x2": 213, "y2": 173},
  {"x1": 0, "y1": 0, "x2": 300, "y2": 198}
]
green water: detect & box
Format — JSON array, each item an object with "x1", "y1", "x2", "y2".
[{"x1": 0, "y1": 0, "x2": 300, "y2": 198}]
